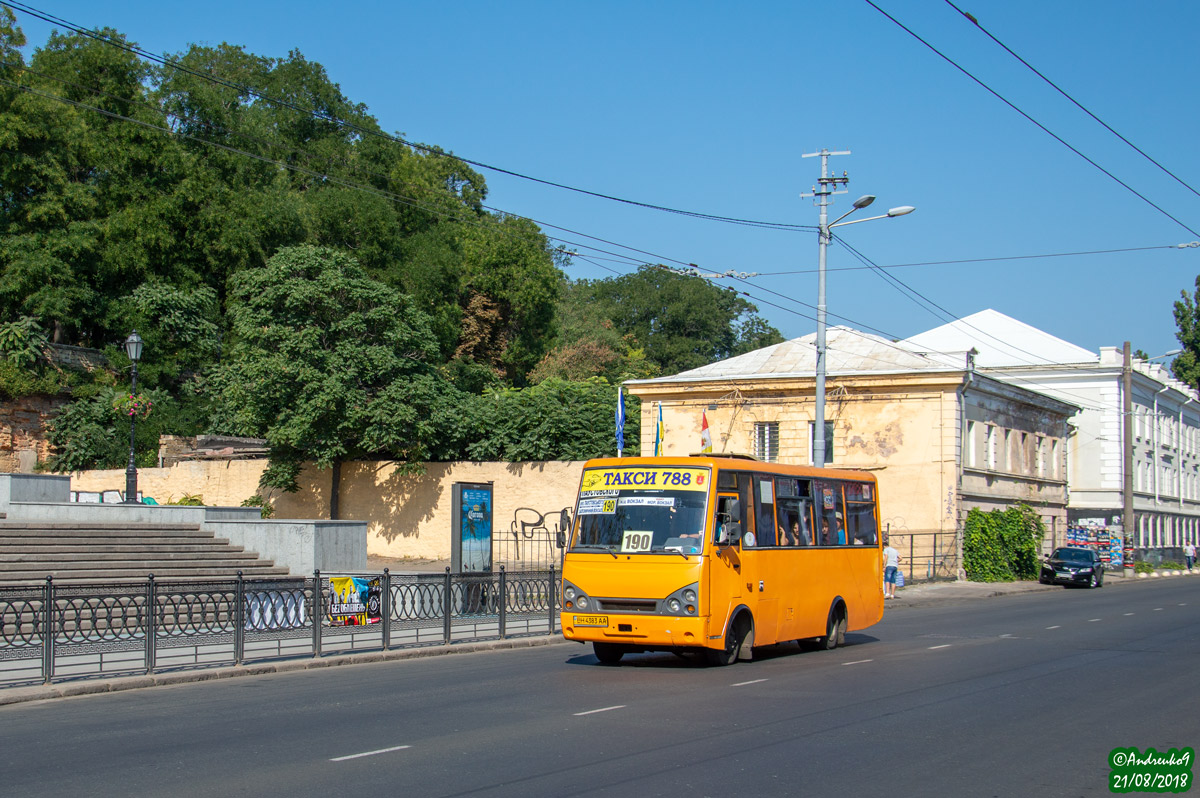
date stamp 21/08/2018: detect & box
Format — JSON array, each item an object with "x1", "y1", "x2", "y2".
[{"x1": 1109, "y1": 747, "x2": 1193, "y2": 793}]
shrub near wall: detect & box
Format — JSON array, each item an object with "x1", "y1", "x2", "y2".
[{"x1": 963, "y1": 505, "x2": 1046, "y2": 582}]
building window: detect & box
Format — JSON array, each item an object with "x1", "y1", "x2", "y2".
[
  {"x1": 754, "y1": 421, "x2": 780, "y2": 463},
  {"x1": 967, "y1": 420, "x2": 977, "y2": 467},
  {"x1": 1035, "y1": 436, "x2": 1045, "y2": 477},
  {"x1": 807, "y1": 421, "x2": 833, "y2": 465},
  {"x1": 985, "y1": 425, "x2": 996, "y2": 470},
  {"x1": 1051, "y1": 439, "x2": 1060, "y2": 478}
]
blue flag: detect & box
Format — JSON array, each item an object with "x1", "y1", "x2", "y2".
[{"x1": 615, "y1": 386, "x2": 625, "y2": 455}]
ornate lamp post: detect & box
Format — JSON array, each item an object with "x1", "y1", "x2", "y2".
[{"x1": 123, "y1": 330, "x2": 144, "y2": 503}]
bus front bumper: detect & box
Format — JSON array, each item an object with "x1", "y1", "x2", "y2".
[{"x1": 560, "y1": 612, "x2": 709, "y2": 649}]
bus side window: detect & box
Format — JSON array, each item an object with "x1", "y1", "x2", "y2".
[
  {"x1": 844, "y1": 482, "x2": 878, "y2": 545},
  {"x1": 753, "y1": 476, "x2": 777, "y2": 547},
  {"x1": 715, "y1": 495, "x2": 743, "y2": 545},
  {"x1": 814, "y1": 481, "x2": 846, "y2": 546}
]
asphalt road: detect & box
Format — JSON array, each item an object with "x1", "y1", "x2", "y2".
[{"x1": 3, "y1": 578, "x2": 1197, "y2": 797}]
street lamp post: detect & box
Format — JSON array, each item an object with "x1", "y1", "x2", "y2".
[
  {"x1": 123, "y1": 331, "x2": 144, "y2": 503},
  {"x1": 805, "y1": 151, "x2": 914, "y2": 468}
]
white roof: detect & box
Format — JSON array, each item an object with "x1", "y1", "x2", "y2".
[
  {"x1": 636, "y1": 326, "x2": 954, "y2": 383},
  {"x1": 903, "y1": 309, "x2": 1098, "y2": 368}
]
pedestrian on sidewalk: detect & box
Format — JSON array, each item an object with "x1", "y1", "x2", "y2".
[
  {"x1": 883, "y1": 538, "x2": 902, "y2": 599},
  {"x1": 1185, "y1": 541, "x2": 1196, "y2": 571}
]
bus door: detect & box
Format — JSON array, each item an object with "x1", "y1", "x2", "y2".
[
  {"x1": 741, "y1": 473, "x2": 781, "y2": 646},
  {"x1": 709, "y1": 492, "x2": 744, "y2": 625}
]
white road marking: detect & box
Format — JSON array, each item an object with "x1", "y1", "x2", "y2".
[
  {"x1": 1155, "y1": 608, "x2": 1164, "y2": 611},
  {"x1": 928, "y1": 644, "x2": 951, "y2": 650},
  {"x1": 999, "y1": 634, "x2": 1013, "y2": 638},
  {"x1": 1046, "y1": 625, "x2": 1061, "y2": 629},
  {"x1": 732, "y1": 678, "x2": 768, "y2": 687},
  {"x1": 843, "y1": 659, "x2": 873, "y2": 666},
  {"x1": 330, "y1": 745, "x2": 411, "y2": 762},
  {"x1": 1124, "y1": 613, "x2": 1134, "y2": 616},
  {"x1": 1088, "y1": 618, "x2": 1101, "y2": 622},
  {"x1": 574, "y1": 705, "x2": 626, "y2": 716}
]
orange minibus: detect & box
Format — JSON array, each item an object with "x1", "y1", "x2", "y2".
[{"x1": 560, "y1": 455, "x2": 884, "y2": 665}]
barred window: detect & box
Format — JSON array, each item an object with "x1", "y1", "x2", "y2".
[{"x1": 754, "y1": 422, "x2": 779, "y2": 462}]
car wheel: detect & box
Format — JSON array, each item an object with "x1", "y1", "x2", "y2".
[
  {"x1": 1089, "y1": 573, "x2": 1098, "y2": 589},
  {"x1": 593, "y1": 642, "x2": 625, "y2": 665}
]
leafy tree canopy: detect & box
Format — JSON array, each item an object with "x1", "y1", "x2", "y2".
[
  {"x1": 208, "y1": 245, "x2": 469, "y2": 490},
  {"x1": 556, "y1": 266, "x2": 784, "y2": 376}
]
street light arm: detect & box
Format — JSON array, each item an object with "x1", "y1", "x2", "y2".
[{"x1": 829, "y1": 206, "x2": 917, "y2": 229}]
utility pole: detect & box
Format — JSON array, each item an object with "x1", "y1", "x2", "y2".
[
  {"x1": 801, "y1": 149, "x2": 850, "y2": 468},
  {"x1": 1123, "y1": 341, "x2": 1134, "y2": 567}
]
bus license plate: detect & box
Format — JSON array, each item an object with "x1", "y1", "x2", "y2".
[{"x1": 574, "y1": 615, "x2": 609, "y2": 627}]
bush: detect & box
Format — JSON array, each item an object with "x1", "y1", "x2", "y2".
[
  {"x1": 240, "y1": 494, "x2": 275, "y2": 518},
  {"x1": 1133, "y1": 561, "x2": 1156, "y2": 574},
  {"x1": 167, "y1": 493, "x2": 205, "y2": 506},
  {"x1": 963, "y1": 505, "x2": 1046, "y2": 582},
  {"x1": 1160, "y1": 560, "x2": 1185, "y2": 571}
]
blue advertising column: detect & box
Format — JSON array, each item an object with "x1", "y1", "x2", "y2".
[{"x1": 451, "y1": 482, "x2": 493, "y2": 574}]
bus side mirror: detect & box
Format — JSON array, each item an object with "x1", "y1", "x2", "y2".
[
  {"x1": 716, "y1": 521, "x2": 743, "y2": 546},
  {"x1": 557, "y1": 509, "x2": 572, "y2": 548}
]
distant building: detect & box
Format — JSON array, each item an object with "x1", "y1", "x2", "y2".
[
  {"x1": 624, "y1": 326, "x2": 1076, "y2": 578},
  {"x1": 906, "y1": 309, "x2": 1200, "y2": 561}
]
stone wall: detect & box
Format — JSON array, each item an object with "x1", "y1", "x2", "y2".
[
  {"x1": 69, "y1": 459, "x2": 586, "y2": 561},
  {"x1": 0, "y1": 394, "x2": 66, "y2": 473}
]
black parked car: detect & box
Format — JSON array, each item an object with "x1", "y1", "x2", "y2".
[{"x1": 1039, "y1": 547, "x2": 1105, "y2": 588}]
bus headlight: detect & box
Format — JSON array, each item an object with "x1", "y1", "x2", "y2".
[
  {"x1": 564, "y1": 586, "x2": 576, "y2": 600},
  {"x1": 662, "y1": 582, "x2": 699, "y2": 616},
  {"x1": 576, "y1": 596, "x2": 589, "y2": 609}
]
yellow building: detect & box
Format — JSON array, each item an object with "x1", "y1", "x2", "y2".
[{"x1": 625, "y1": 327, "x2": 1076, "y2": 579}]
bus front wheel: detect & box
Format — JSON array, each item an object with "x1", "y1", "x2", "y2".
[
  {"x1": 706, "y1": 616, "x2": 748, "y2": 667},
  {"x1": 593, "y1": 642, "x2": 625, "y2": 665}
]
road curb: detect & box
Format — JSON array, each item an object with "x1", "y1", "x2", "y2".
[{"x1": 0, "y1": 634, "x2": 570, "y2": 707}]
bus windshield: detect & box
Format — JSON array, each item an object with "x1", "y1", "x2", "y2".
[{"x1": 571, "y1": 465, "x2": 711, "y2": 556}]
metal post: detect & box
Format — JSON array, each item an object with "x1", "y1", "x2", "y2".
[
  {"x1": 909, "y1": 536, "x2": 914, "y2": 585},
  {"x1": 549, "y1": 564, "x2": 557, "y2": 634},
  {"x1": 801, "y1": 149, "x2": 849, "y2": 469},
  {"x1": 312, "y1": 570, "x2": 322, "y2": 658},
  {"x1": 144, "y1": 574, "x2": 156, "y2": 674},
  {"x1": 498, "y1": 566, "x2": 507, "y2": 640},
  {"x1": 1123, "y1": 342, "x2": 1135, "y2": 565},
  {"x1": 382, "y1": 568, "x2": 391, "y2": 651},
  {"x1": 42, "y1": 576, "x2": 54, "y2": 684},
  {"x1": 125, "y1": 359, "x2": 139, "y2": 502},
  {"x1": 443, "y1": 567, "x2": 452, "y2": 644},
  {"x1": 234, "y1": 571, "x2": 245, "y2": 665}
]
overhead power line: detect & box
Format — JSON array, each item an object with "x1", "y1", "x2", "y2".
[
  {"x1": 6, "y1": 1, "x2": 816, "y2": 234},
  {"x1": 863, "y1": 0, "x2": 1200, "y2": 239},
  {"x1": 944, "y1": 0, "x2": 1200, "y2": 202}
]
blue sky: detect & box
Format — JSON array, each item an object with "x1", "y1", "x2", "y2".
[{"x1": 10, "y1": 1, "x2": 1200, "y2": 364}]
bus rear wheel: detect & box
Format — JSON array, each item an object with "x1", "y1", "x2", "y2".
[
  {"x1": 593, "y1": 642, "x2": 625, "y2": 665},
  {"x1": 822, "y1": 608, "x2": 847, "y2": 650}
]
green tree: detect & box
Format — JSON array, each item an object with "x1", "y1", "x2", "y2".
[
  {"x1": 1173, "y1": 276, "x2": 1200, "y2": 389},
  {"x1": 570, "y1": 266, "x2": 783, "y2": 376},
  {"x1": 208, "y1": 245, "x2": 467, "y2": 516},
  {"x1": 465, "y1": 378, "x2": 638, "y2": 461}
]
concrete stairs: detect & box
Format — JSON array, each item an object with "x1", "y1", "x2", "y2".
[{"x1": 0, "y1": 521, "x2": 292, "y2": 583}]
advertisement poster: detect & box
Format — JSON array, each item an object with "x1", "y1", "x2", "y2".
[
  {"x1": 459, "y1": 486, "x2": 493, "y2": 573},
  {"x1": 327, "y1": 576, "x2": 382, "y2": 626}
]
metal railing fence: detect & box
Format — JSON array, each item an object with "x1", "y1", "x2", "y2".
[{"x1": 0, "y1": 566, "x2": 558, "y2": 688}]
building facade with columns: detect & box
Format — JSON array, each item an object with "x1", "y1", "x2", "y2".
[{"x1": 906, "y1": 309, "x2": 1200, "y2": 561}]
